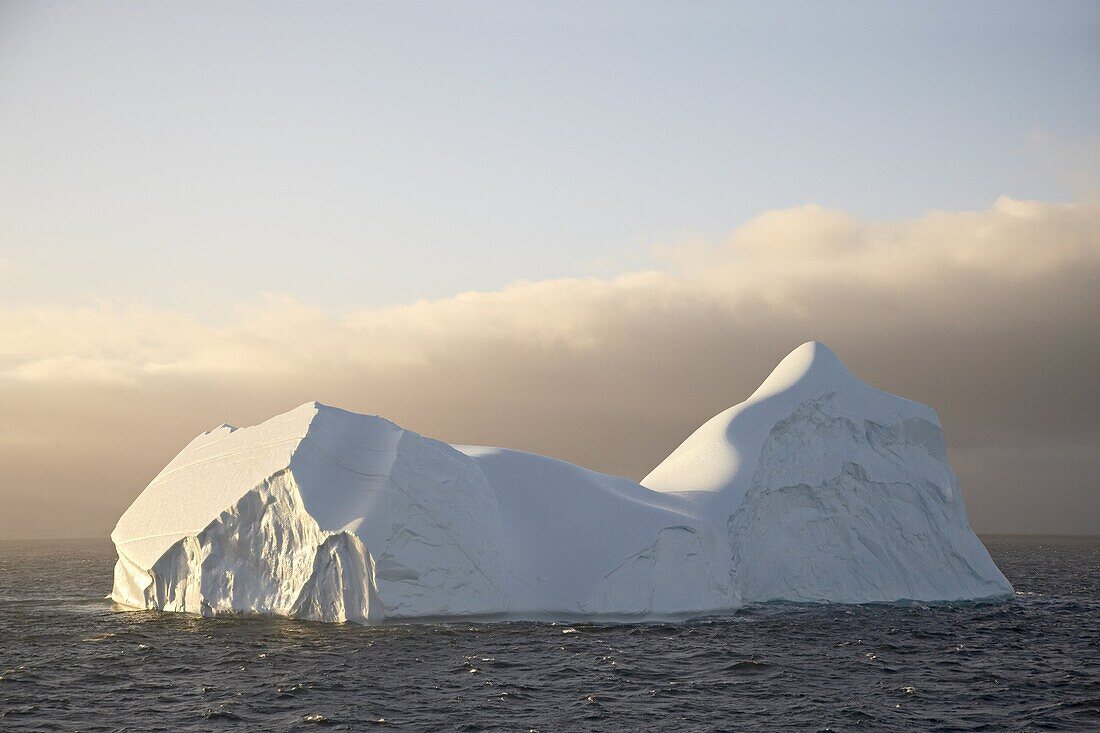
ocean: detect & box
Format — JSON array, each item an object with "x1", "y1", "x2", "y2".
[{"x1": 1, "y1": 535, "x2": 1097, "y2": 732}]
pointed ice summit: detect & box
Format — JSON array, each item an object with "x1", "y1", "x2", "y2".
[
  {"x1": 111, "y1": 342, "x2": 1012, "y2": 623},
  {"x1": 643, "y1": 342, "x2": 1010, "y2": 604}
]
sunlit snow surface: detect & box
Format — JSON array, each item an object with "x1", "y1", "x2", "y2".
[{"x1": 110, "y1": 342, "x2": 1012, "y2": 623}]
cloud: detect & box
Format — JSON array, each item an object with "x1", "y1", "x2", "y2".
[{"x1": 2, "y1": 197, "x2": 1098, "y2": 538}]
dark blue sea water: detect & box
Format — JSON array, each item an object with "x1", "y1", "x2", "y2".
[{"x1": 1, "y1": 536, "x2": 1098, "y2": 732}]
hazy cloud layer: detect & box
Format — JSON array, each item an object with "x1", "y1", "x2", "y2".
[{"x1": 2, "y1": 197, "x2": 1098, "y2": 538}]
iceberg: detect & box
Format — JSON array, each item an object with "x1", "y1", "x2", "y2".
[{"x1": 110, "y1": 342, "x2": 1012, "y2": 623}]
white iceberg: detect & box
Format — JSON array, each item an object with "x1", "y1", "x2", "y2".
[{"x1": 110, "y1": 342, "x2": 1012, "y2": 623}]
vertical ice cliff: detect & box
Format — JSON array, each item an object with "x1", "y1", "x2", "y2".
[
  {"x1": 111, "y1": 342, "x2": 1012, "y2": 624},
  {"x1": 111, "y1": 404, "x2": 509, "y2": 621}
]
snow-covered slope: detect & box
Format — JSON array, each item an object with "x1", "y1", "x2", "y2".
[
  {"x1": 110, "y1": 342, "x2": 1011, "y2": 623},
  {"x1": 454, "y1": 446, "x2": 732, "y2": 618}
]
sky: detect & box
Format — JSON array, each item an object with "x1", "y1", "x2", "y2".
[{"x1": 1, "y1": 1, "x2": 1098, "y2": 539}]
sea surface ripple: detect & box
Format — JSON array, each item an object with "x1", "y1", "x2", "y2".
[{"x1": 1, "y1": 536, "x2": 1098, "y2": 732}]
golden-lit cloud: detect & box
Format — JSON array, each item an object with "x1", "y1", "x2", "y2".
[{"x1": 2, "y1": 197, "x2": 1098, "y2": 537}]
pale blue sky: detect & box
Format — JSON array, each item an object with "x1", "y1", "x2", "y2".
[{"x1": 1, "y1": 1, "x2": 1097, "y2": 312}]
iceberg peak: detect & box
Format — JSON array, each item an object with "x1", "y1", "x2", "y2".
[
  {"x1": 641, "y1": 340, "x2": 935, "y2": 498},
  {"x1": 751, "y1": 340, "x2": 858, "y2": 401}
]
